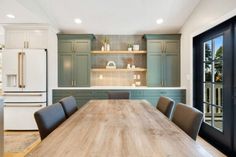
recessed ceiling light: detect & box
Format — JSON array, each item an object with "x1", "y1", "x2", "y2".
[
  {"x1": 6, "y1": 14, "x2": 15, "y2": 19},
  {"x1": 156, "y1": 18, "x2": 163, "y2": 24},
  {"x1": 74, "y1": 18, "x2": 82, "y2": 24}
]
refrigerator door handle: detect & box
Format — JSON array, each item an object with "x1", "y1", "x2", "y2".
[
  {"x1": 18, "y1": 52, "x2": 22, "y2": 88},
  {"x1": 21, "y1": 52, "x2": 26, "y2": 88},
  {"x1": 3, "y1": 93, "x2": 43, "y2": 96},
  {"x1": 4, "y1": 104, "x2": 43, "y2": 107}
]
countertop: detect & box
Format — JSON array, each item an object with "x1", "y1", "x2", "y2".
[{"x1": 54, "y1": 86, "x2": 186, "y2": 90}]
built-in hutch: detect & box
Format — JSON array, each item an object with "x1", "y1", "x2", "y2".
[{"x1": 55, "y1": 34, "x2": 185, "y2": 108}]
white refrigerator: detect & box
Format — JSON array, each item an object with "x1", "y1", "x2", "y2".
[{"x1": 2, "y1": 49, "x2": 47, "y2": 130}]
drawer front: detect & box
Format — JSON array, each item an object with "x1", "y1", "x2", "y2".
[
  {"x1": 4, "y1": 102, "x2": 46, "y2": 130},
  {"x1": 3, "y1": 92, "x2": 47, "y2": 102},
  {"x1": 131, "y1": 90, "x2": 144, "y2": 98},
  {"x1": 93, "y1": 91, "x2": 108, "y2": 99}
]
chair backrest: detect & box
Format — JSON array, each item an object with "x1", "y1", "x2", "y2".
[
  {"x1": 156, "y1": 96, "x2": 175, "y2": 119},
  {"x1": 34, "y1": 103, "x2": 66, "y2": 140},
  {"x1": 172, "y1": 103, "x2": 203, "y2": 140},
  {"x1": 108, "y1": 91, "x2": 130, "y2": 99},
  {"x1": 59, "y1": 96, "x2": 78, "y2": 118}
]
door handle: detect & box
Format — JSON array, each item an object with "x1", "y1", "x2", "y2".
[
  {"x1": 4, "y1": 104, "x2": 43, "y2": 107},
  {"x1": 18, "y1": 52, "x2": 22, "y2": 88},
  {"x1": 21, "y1": 52, "x2": 26, "y2": 88},
  {"x1": 3, "y1": 93, "x2": 43, "y2": 96}
]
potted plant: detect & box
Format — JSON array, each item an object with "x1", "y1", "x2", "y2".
[
  {"x1": 127, "y1": 43, "x2": 133, "y2": 51},
  {"x1": 101, "y1": 37, "x2": 110, "y2": 51}
]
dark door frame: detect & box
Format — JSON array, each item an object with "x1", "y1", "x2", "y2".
[{"x1": 193, "y1": 17, "x2": 235, "y2": 156}]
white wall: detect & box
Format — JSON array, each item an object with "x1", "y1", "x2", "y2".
[
  {"x1": 180, "y1": 0, "x2": 236, "y2": 105},
  {"x1": 0, "y1": 26, "x2": 5, "y2": 45},
  {"x1": 47, "y1": 27, "x2": 58, "y2": 104}
]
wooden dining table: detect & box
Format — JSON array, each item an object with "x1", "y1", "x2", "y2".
[{"x1": 26, "y1": 100, "x2": 213, "y2": 157}]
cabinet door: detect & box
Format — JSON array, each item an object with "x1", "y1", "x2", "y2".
[
  {"x1": 147, "y1": 40, "x2": 163, "y2": 53},
  {"x1": 74, "y1": 53, "x2": 90, "y2": 87},
  {"x1": 73, "y1": 40, "x2": 91, "y2": 53},
  {"x1": 58, "y1": 53, "x2": 74, "y2": 87},
  {"x1": 164, "y1": 40, "x2": 180, "y2": 54},
  {"x1": 164, "y1": 54, "x2": 180, "y2": 87},
  {"x1": 28, "y1": 30, "x2": 48, "y2": 48},
  {"x1": 5, "y1": 30, "x2": 26, "y2": 48},
  {"x1": 147, "y1": 53, "x2": 163, "y2": 87},
  {"x1": 164, "y1": 40, "x2": 180, "y2": 87},
  {"x1": 58, "y1": 40, "x2": 74, "y2": 53}
]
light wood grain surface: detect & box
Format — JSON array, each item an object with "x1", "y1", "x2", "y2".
[{"x1": 26, "y1": 100, "x2": 213, "y2": 157}]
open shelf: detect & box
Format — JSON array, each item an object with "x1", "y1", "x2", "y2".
[
  {"x1": 91, "y1": 68, "x2": 147, "y2": 72},
  {"x1": 91, "y1": 50, "x2": 147, "y2": 54}
]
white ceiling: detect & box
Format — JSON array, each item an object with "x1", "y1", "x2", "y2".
[{"x1": 0, "y1": 0, "x2": 201, "y2": 34}]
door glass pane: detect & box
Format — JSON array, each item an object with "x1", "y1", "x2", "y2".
[
  {"x1": 203, "y1": 83, "x2": 212, "y2": 104},
  {"x1": 214, "y1": 83, "x2": 223, "y2": 106},
  {"x1": 213, "y1": 106, "x2": 223, "y2": 131},
  {"x1": 214, "y1": 61, "x2": 223, "y2": 82},
  {"x1": 204, "y1": 40, "x2": 212, "y2": 61},
  {"x1": 204, "y1": 103, "x2": 212, "y2": 126},
  {"x1": 204, "y1": 62, "x2": 212, "y2": 82},
  {"x1": 213, "y1": 36, "x2": 223, "y2": 60}
]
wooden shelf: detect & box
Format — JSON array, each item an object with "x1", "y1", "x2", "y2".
[
  {"x1": 91, "y1": 68, "x2": 147, "y2": 72},
  {"x1": 91, "y1": 50, "x2": 147, "y2": 54}
]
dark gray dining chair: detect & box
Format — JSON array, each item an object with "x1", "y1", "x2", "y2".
[
  {"x1": 108, "y1": 91, "x2": 130, "y2": 99},
  {"x1": 59, "y1": 96, "x2": 78, "y2": 118},
  {"x1": 34, "y1": 103, "x2": 66, "y2": 140},
  {"x1": 172, "y1": 103, "x2": 203, "y2": 140},
  {"x1": 156, "y1": 96, "x2": 175, "y2": 119}
]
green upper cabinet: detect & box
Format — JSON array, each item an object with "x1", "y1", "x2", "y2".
[
  {"x1": 145, "y1": 34, "x2": 180, "y2": 87},
  {"x1": 58, "y1": 34, "x2": 95, "y2": 87}
]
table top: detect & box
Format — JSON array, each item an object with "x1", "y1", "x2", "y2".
[{"x1": 26, "y1": 100, "x2": 212, "y2": 157}]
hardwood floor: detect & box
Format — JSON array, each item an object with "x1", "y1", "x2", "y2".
[
  {"x1": 4, "y1": 131, "x2": 40, "y2": 157},
  {"x1": 196, "y1": 136, "x2": 226, "y2": 157}
]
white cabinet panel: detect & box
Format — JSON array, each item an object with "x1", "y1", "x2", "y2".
[
  {"x1": 4, "y1": 103, "x2": 46, "y2": 130},
  {"x1": 5, "y1": 29, "x2": 48, "y2": 49},
  {"x1": 28, "y1": 30, "x2": 48, "y2": 48},
  {"x1": 5, "y1": 30, "x2": 26, "y2": 49}
]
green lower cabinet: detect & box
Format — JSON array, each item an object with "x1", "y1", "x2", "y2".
[{"x1": 53, "y1": 89, "x2": 186, "y2": 108}]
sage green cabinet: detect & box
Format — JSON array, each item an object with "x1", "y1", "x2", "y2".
[
  {"x1": 58, "y1": 34, "x2": 95, "y2": 87},
  {"x1": 53, "y1": 89, "x2": 186, "y2": 108},
  {"x1": 147, "y1": 53, "x2": 163, "y2": 86},
  {"x1": 58, "y1": 53, "x2": 74, "y2": 87},
  {"x1": 145, "y1": 35, "x2": 180, "y2": 87},
  {"x1": 74, "y1": 53, "x2": 91, "y2": 87}
]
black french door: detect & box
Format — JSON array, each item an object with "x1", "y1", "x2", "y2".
[{"x1": 193, "y1": 17, "x2": 235, "y2": 156}]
